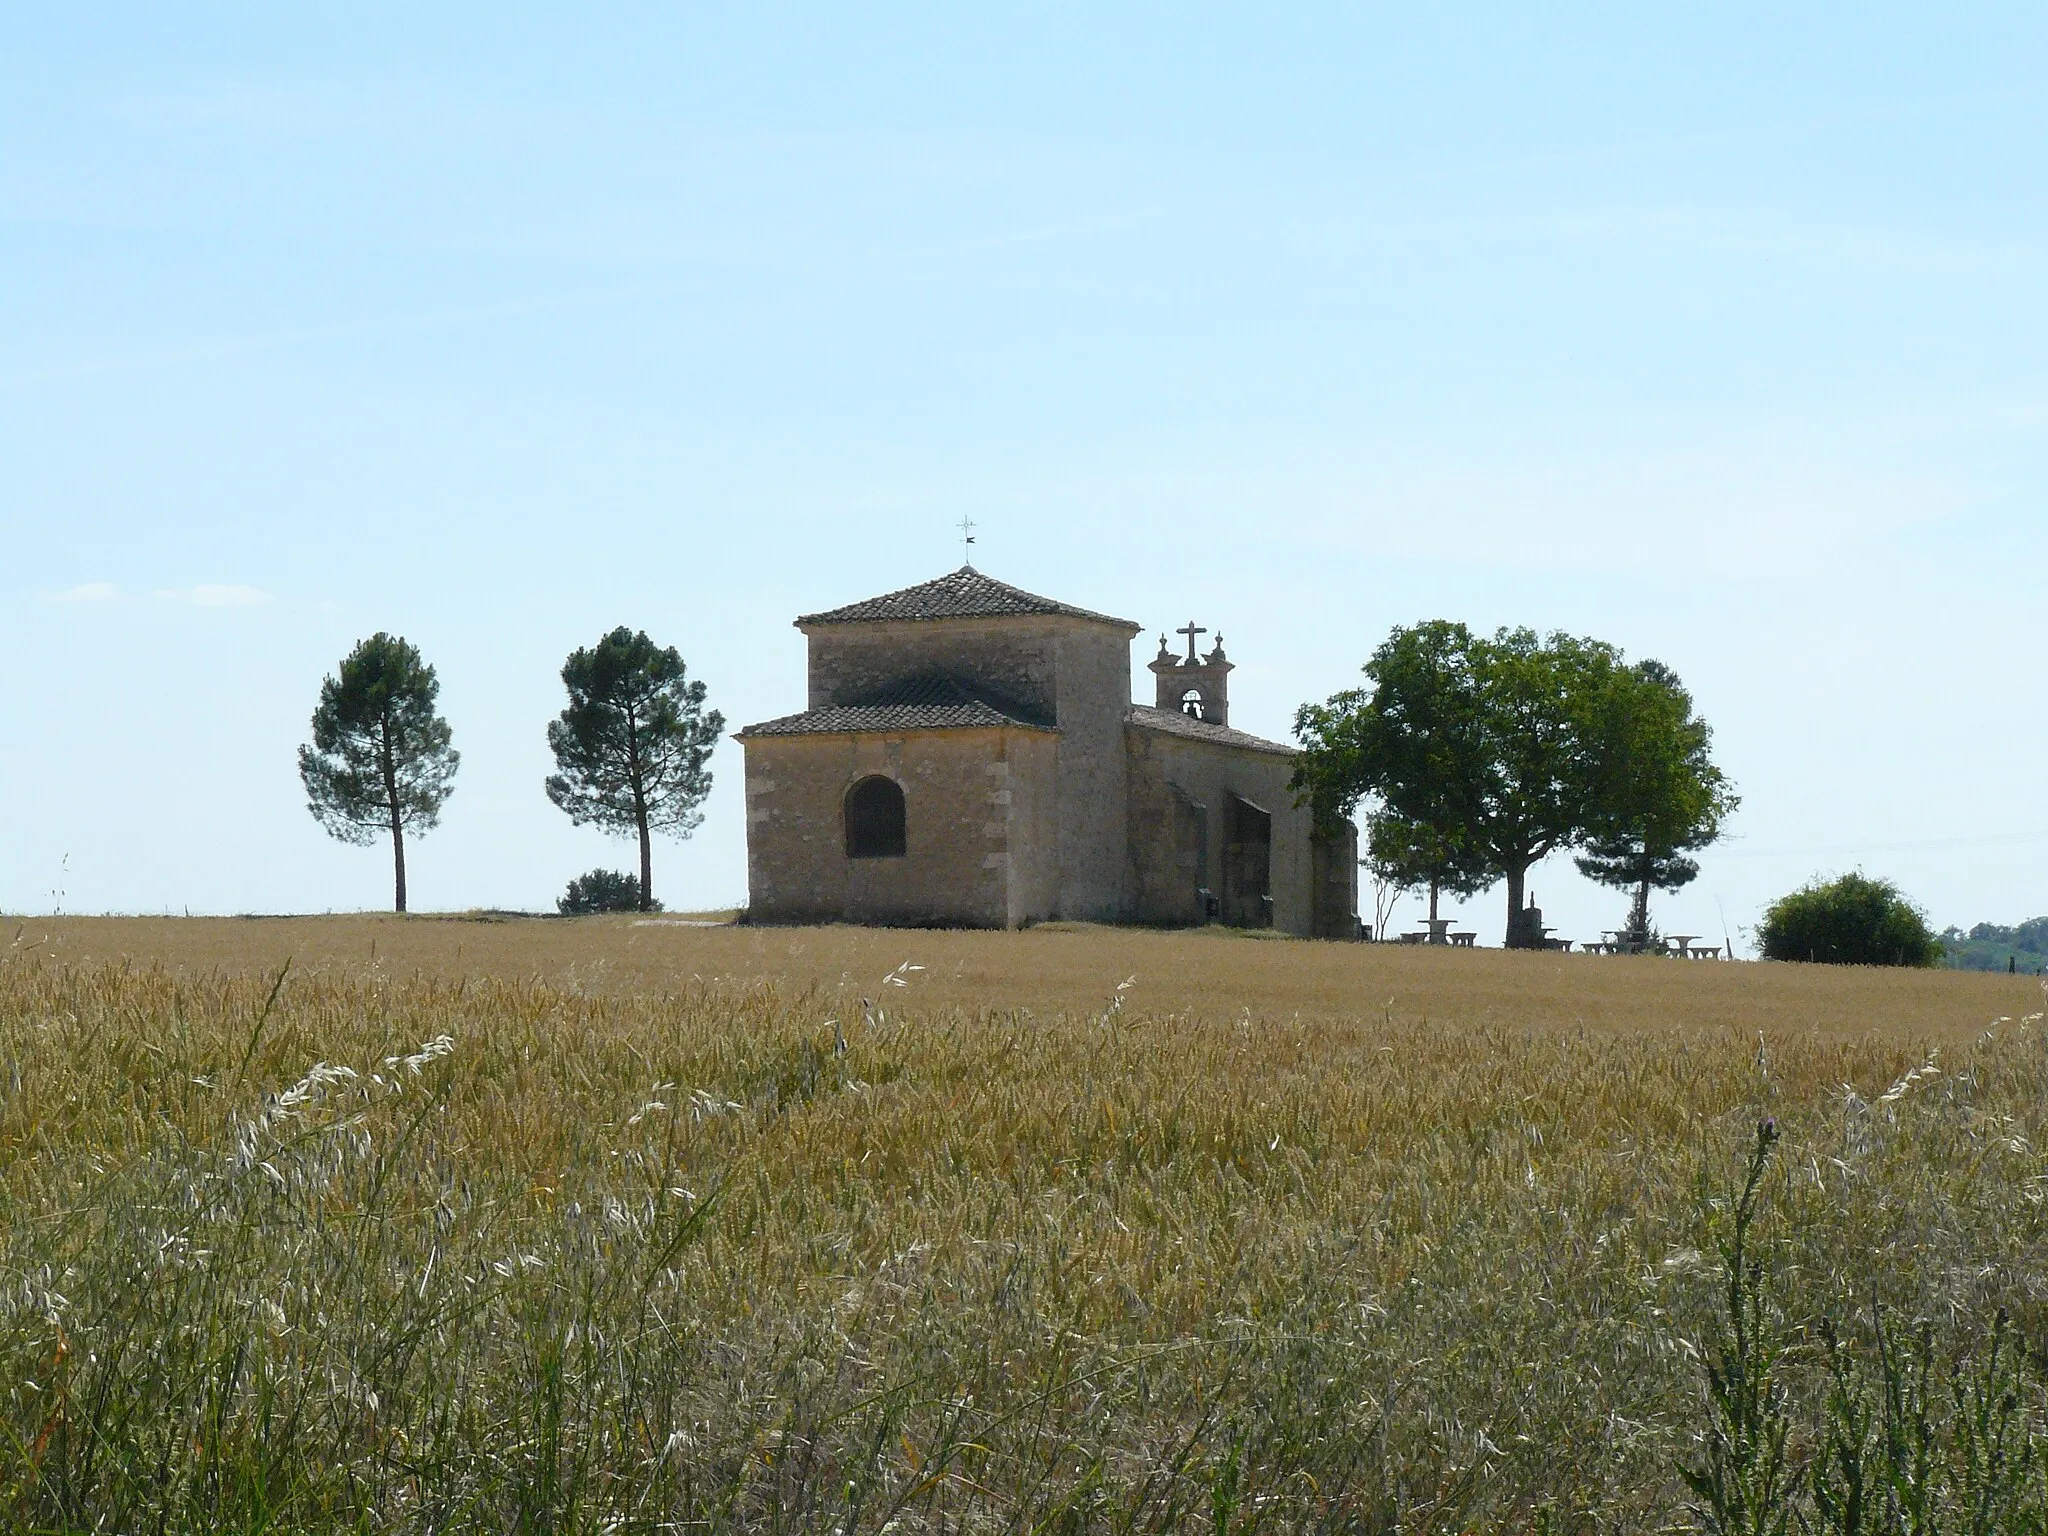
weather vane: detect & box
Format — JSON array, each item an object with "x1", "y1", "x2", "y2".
[{"x1": 958, "y1": 515, "x2": 977, "y2": 566}]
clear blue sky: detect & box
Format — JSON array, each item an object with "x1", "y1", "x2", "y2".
[{"x1": 5, "y1": 5, "x2": 2044, "y2": 950}]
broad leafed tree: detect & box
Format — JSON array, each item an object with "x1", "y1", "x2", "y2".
[
  {"x1": 1363, "y1": 810, "x2": 1494, "y2": 933},
  {"x1": 1295, "y1": 619, "x2": 1550, "y2": 942},
  {"x1": 1465, "y1": 627, "x2": 1637, "y2": 946},
  {"x1": 1575, "y1": 658, "x2": 1737, "y2": 944},
  {"x1": 1298, "y1": 621, "x2": 1728, "y2": 947},
  {"x1": 1294, "y1": 621, "x2": 1498, "y2": 934},
  {"x1": 545, "y1": 628, "x2": 724, "y2": 913},
  {"x1": 298, "y1": 633, "x2": 459, "y2": 913}
]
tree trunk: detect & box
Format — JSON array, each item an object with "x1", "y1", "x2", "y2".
[
  {"x1": 382, "y1": 709, "x2": 407, "y2": 914},
  {"x1": 1503, "y1": 864, "x2": 1530, "y2": 948},
  {"x1": 1428, "y1": 879, "x2": 1440, "y2": 924},
  {"x1": 627, "y1": 706, "x2": 652, "y2": 913}
]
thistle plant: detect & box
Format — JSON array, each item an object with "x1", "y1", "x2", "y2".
[
  {"x1": 1682, "y1": 1118, "x2": 1800, "y2": 1535},
  {"x1": 1812, "y1": 1315, "x2": 1878, "y2": 1536}
]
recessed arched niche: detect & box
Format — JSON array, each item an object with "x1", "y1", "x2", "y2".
[{"x1": 844, "y1": 775, "x2": 907, "y2": 859}]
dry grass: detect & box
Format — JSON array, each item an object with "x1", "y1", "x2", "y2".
[
  {"x1": 3, "y1": 918, "x2": 2047, "y2": 1530},
  {"x1": 11, "y1": 911, "x2": 2033, "y2": 1039}
]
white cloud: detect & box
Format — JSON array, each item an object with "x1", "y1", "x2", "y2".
[
  {"x1": 159, "y1": 585, "x2": 272, "y2": 608},
  {"x1": 50, "y1": 582, "x2": 118, "y2": 602}
]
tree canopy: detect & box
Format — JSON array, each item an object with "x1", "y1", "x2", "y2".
[
  {"x1": 1575, "y1": 658, "x2": 1737, "y2": 942},
  {"x1": 297, "y1": 633, "x2": 458, "y2": 913},
  {"x1": 545, "y1": 628, "x2": 723, "y2": 913},
  {"x1": 1295, "y1": 622, "x2": 1732, "y2": 947},
  {"x1": 1759, "y1": 873, "x2": 1941, "y2": 967},
  {"x1": 1361, "y1": 812, "x2": 1493, "y2": 927}
]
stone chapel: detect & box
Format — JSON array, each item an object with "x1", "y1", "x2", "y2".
[{"x1": 735, "y1": 567, "x2": 1359, "y2": 936}]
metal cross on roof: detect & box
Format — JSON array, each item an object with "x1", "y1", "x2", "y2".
[
  {"x1": 958, "y1": 515, "x2": 977, "y2": 566},
  {"x1": 1176, "y1": 620, "x2": 1207, "y2": 662}
]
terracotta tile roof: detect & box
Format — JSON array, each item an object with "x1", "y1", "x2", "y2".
[
  {"x1": 797, "y1": 566, "x2": 1138, "y2": 629},
  {"x1": 738, "y1": 674, "x2": 1056, "y2": 739},
  {"x1": 1125, "y1": 704, "x2": 1296, "y2": 757}
]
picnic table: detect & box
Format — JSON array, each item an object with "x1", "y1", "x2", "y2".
[
  {"x1": 1671, "y1": 937, "x2": 1724, "y2": 959},
  {"x1": 1589, "y1": 932, "x2": 1724, "y2": 958},
  {"x1": 1403, "y1": 917, "x2": 1456, "y2": 945}
]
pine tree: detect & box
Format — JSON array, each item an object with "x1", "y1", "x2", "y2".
[
  {"x1": 545, "y1": 628, "x2": 723, "y2": 912},
  {"x1": 1576, "y1": 658, "x2": 1735, "y2": 945},
  {"x1": 298, "y1": 634, "x2": 459, "y2": 913}
]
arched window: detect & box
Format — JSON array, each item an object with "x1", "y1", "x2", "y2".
[
  {"x1": 1180, "y1": 688, "x2": 1206, "y2": 720},
  {"x1": 844, "y1": 775, "x2": 906, "y2": 858}
]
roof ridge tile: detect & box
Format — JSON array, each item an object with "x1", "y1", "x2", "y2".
[{"x1": 797, "y1": 567, "x2": 1138, "y2": 629}]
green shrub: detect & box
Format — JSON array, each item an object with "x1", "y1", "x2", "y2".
[
  {"x1": 556, "y1": 868, "x2": 658, "y2": 915},
  {"x1": 1758, "y1": 873, "x2": 1941, "y2": 967}
]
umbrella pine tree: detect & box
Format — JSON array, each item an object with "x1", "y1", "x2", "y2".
[
  {"x1": 545, "y1": 628, "x2": 723, "y2": 913},
  {"x1": 297, "y1": 633, "x2": 459, "y2": 913}
]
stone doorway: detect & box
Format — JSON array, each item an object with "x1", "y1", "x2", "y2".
[{"x1": 1222, "y1": 794, "x2": 1273, "y2": 928}]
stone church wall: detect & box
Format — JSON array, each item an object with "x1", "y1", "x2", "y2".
[
  {"x1": 742, "y1": 726, "x2": 1058, "y2": 929},
  {"x1": 1124, "y1": 762, "x2": 1208, "y2": 926},
  {"x1": 804, "y1": 618, "x2": 1064, "y2": 717},
  {"x1": 1311, "y1": 822, "x2": 1362, "y2": 940},
  {"x1": 800, "y1": 615, "x2": 1136, "y2": 924},
  {"x1": 1000, "y1": 736, "x2": 1063, "y2": 927},
  {"x1": 1123, "y1": 727, "x2": 1330, "y2": 937},
  {"x1": 1046, "y1": 626, "x2": 1134, "y2": 922}
]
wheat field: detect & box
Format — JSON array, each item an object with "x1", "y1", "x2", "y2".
[
  {"x1": 3, "y1": 916, "x2": 2046, "y2": 1531},
  {"x1": 11, "y1": 910, "x2": 2031, "y2": 1037}
]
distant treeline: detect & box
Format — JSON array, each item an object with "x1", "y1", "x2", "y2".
[{"x1": 1940, "y1": 917, "x2": 2048, "y2": 972}]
